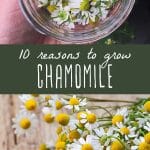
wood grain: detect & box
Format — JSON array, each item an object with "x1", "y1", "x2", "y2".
[{"x1": 0, "y1": 94, "x2": 149, "y2": 150}]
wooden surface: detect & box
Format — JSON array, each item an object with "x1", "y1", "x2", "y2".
[{"x1": 0, "y1": 94, "x2": 150, "y2": 150}]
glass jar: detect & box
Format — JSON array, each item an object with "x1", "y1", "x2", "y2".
[{"x1": 19, "y1": 0, "x2": 135, "y2": 44}]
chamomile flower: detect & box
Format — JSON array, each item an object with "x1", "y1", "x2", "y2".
[
  {"x1": 109, "y1": 140, "x2": 125, "y2": 150},
  {"x1": 65, "y1": 95, "x2": 87, "y2": 112},
  {"x1": 77, "y1": 109, "x2": 98, "y2": 130},
  {"x1": 94, "y1": 127, "x2": 118, "y2": 147},
  {"x1": 39, "y1": 141, "x2": 54, "y2": 150},
  {"x1": 68, "y1": 129, "x2": 81, "y2": 142},
  {"x1": 115, "y1": 122, "x2": 137, "y2": 140},
  {"x1": 144, "y1": 132, "x2": 150, "y2": 144},
  {"x1": 112, "y1": 108, "x2": 128, "y2": 125},
  {"x1": 55, "y1": 141, "x2": 66, "y2": 150},
  {"x1": 42, "y1": 107, "x2": 56, "y2": 123},
  {"x1": 56, "y1": 113, "x2": 70, "y2": 126},
  {"x1": 144, "y1": 101, "x2": 150, "y2": 112},
  {"x1": 69, "y1": 135, "x2": 101, "y2": 150},
  {"x1": 39, "y1": 143, "x2": 48, "y2": 150},
  {"x1": 68, "y1": 118, "x2": 80, "y2": 130},
  {"x1": 136, "y1": 100, "x2": 150, "y2": 115},
  {"x1": 62, "y1": 125, "x2": 82, "y2": 142},
  {"x1": 116, "y1": 107, "x2": 128, "y2": 117},
  {"x1": 131, "y1": 137, "x2": 150, "y2": 150},
  {"x1": 62, "y1": 117, "x2": 83, "y2": 139},
  {"x1": 12, "y1": 111, "x2": 37, "y2": 136},
  {"x1": 19, "y1": 94, "x2": 38, "y2": 111},
  {"x1": 80, "y1": 11, "x2": 96, "y2": 25},
  {"x1": 51, "y1": 8, "x2": 70, "y2": 25},
  {"x1": 48, "y1": 95, "x2": 67, "y2": 111}
]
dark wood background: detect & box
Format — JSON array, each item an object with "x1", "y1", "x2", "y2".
[{"x1": 129, "y1": 0, "x2": 150, "y2": 43}]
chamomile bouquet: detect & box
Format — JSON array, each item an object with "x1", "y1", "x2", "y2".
[{"x1": 12, "y1": 95, "x2": 150, "y2": 150}]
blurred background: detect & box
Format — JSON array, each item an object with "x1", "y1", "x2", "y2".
[{"x1": 97, "y1": 0, "x2": 150, "y2": 44}]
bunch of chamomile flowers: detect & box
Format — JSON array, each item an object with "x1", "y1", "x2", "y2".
[
  {"x1": 37, "y1": 0, "x2": 119, "y2": 28},
  {"x1": 12, "y1": 95, "x2": 150, "y2": 150}
]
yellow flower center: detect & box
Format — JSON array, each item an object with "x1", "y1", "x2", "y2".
[
  {"x1": 82, "y1": 144, "x2": 93, "y2": 150},
  {"x1": 110, "y1": 140, "x2": 124, "y2": 150},
  {"x1": 69, "y1": 130, "x2": 81, "y2": 142},
  {"x1": 56, "y1": 100, "x2": 63, "y2": 110},
  {"x1": 39, "y1": 144, "x2": 48, "y2": 150},
  {"x1": 56, "y1": 113, "x2": 70, "y2": 126},
  {"x1": 45, "y1": 95, "x2": 51, "y2": 101},
  {"x1": 43, "y1": 114, "x2": 54, "y2": 123},
  {"x1": 69, "y1": 98, "x2": 79, "y2": 105},
  {"x1": 144, "y1": 133, "x2": 150, "y2": 144},
  {"x1": 55, "y1": 141, "x2": 66, "y2": 150},
  {"x1": 112, "y1": 115, "x2": 124, "y2": 125},
  {"x1": 87, "y1": 113, "x2": 97, "y2": 124},
  {"x1": 25, "y1": 99, "x2": 37, "y2": 111},
  {"x1": 138, "y1": 142, "x2": 150, "y2": 150},
  {"x1": 144, "y1": 101, "x2": 150, "y2": 112},
  {"x1": 56, "y1": 126, "x2": 63, "y2": 135},
  {"x1": 120, "y1": 127, "x2": 130, "y2": 135},
  {"x1": 19, "y1": 118, "x2": 31, "y2": 129},
  {"x1": 47, "y1": 5, "x2": 56, "y2": 13}
]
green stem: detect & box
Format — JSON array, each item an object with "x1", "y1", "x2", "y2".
[
  {"x1": 98, "y1": 122, "x2": 112, "y2": 127},
  {"x1": 88, "y1": 99, "x2": 135, "y2": 103},
  {"x1": 87, "y1": 106, "x2": 113, "y2": 117},
  {"x1": 97, "y1": 119, "x2": 111, "y2": 121}
]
